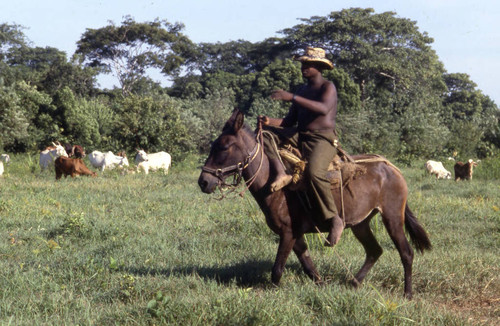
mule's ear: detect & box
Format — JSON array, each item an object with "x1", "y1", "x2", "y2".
[
  {"x1": 233, "y1": 110, "x2": 244, "y2": 132},
  {"x1": 223, "y1": 108, "x2": 245, "y2": 133}
]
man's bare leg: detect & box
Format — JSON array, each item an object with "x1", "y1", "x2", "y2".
[
  {"x1": 269, "y1": 158, "x2": 292, "y2": 192},
  {"x1": 324, "y1": 214, "x2": 344, "y2": 247}
]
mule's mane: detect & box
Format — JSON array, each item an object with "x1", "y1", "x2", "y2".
[{"x1": 242, "y1": 123, "x2": 256, "y2": 137}]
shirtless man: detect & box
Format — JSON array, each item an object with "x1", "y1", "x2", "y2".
[{"x1": 258, "y1": 46, "x2": 344, "y2": 246}]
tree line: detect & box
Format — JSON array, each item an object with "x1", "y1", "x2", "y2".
[{"x1": 1, "y1": 8, "x2": 498, "y2": 163}]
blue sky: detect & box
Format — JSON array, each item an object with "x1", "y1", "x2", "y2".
[{"x1": 3, "y1": 0, "x2": 499, "y2": 105}]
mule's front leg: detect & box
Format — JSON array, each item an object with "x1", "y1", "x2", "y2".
[
  {"x1": 271, "y1": 233, "x2": 296, "y2": 285},
  {"x1": 293, "y1": 235, "x2": 322, "y2": 284}
]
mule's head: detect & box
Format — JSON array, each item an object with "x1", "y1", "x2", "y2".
[{"x1": 198, "y1": 109, "x2": 248, "y2": 194}]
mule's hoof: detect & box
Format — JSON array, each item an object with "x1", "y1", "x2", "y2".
[
  {"x1": 270, "y1": 174, "x2": 292, "y2": 192},
  {"x1": 314, "y1": 278, "x2": 324, "y2": 286},
  {"x1": 349, "y1": 278, "x2": 361, "y2": 288},
  {"x1": 404, "y1": 292, "x2": 413, "y2": 300}
]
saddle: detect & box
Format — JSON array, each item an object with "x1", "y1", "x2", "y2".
[{"x1": 278, "y1": 144, "x2": 367, "y2": 192}]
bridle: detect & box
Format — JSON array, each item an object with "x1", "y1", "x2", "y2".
[
  {"x1": 201, "y1": 128, "x2": 264, "y2": 197},
  {"x1": 201, "y1": 141, "x2": 260, "y2": 187}
]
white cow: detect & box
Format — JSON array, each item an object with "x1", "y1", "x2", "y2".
[
  {"x1": 0, "y1": 154, "x2": 10, "y2": 164},
  {"x1": 135, "y1": 149, "x2": 171, "y2": 175},
  {"x1": 39, "y1": 142, "x2": 68, "y2": 171},
  {"x1": 0, "y1": 154, "x2": 9, "y2": 176},
  {"x1": 89, "y1": 150, "x2": 129, "y2": 172},
  {"x1": 424, "y1": 160, "x2": 452, "y2": 179}
]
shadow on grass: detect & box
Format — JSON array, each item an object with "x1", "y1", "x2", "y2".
[
  {"x1": 123, "y1": 259, "x2": 354, "y2": 290},
  {"x1": 123, "y1": 259, "x2": 308, "y2": 288}
]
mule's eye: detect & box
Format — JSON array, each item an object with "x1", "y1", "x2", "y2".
[
  {"x1": 216, "y1": 142, "x2": 230, "y2": 151},
  {"x1": 215, "y1": 139, "x2": 233, "y2": 151}
]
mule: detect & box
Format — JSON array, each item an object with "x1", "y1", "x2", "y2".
[{"x1": 198, "y1": 109, "x2": 431, "y2": 299}]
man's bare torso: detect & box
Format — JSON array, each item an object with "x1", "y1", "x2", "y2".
[{"x1": 294, "y1": 80, "x2": 337, "y2": 131}]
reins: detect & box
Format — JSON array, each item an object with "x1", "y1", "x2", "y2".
[{"x1": 239, "y1": 124, "x2": 265, "y2": 196}]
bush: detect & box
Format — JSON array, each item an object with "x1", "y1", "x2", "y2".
[{"x1": 112, "y1": 94, "x2": 192, "y2": 161}]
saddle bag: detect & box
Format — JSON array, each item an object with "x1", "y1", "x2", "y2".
[{"x1": 278, "y1": 144, "x2": 366, "y2": 191}]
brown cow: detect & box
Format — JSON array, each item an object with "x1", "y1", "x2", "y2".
[
  {"x1": 454, "y1": 159, "x2": 478, "y2": 181},
  {"x1": 54, "y1": 156, "x2": 97, "y2": 180}
]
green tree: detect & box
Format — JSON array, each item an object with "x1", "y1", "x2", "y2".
[
  {"x1": 0, "y1": 82, "x2": 29, "y2": 151},
  {"x1": 76, "y1": 16, "x2": 196, "y2": 96},
  {"x1": 6, "y1": 46, "x2": 98, "y2": 97},
  {"x1": 0, "y1": 23, "x2": 28, "y2": 61},
  {"x1": 280, "y1": 8, "x2": 446, "y2": 99},
  {"x1": 193, "y1": 38, "x2": 293, "y2": 75},
  {"x1": 178, "y1": 88, "x2": 236, "y2": 153},
  {"x1": 1, "y1": 24, "x2": 97, "y2": 96},
  {"x1": 443, "y1": 73, "x2": 499, "y2": 158},
  {"x1": 0, "y1": 80, "x2": 54, "y2": 151},
  {"x1": 195, "y1": 40, "x2": 256, "y2": 75},
  {"x1": 0, "y1": 23, "x2": 29, "y2": 86},
  {"x1": 112, "y1": 94, "x2": 191, "y2": 160},
  {"x1": 51, "y1": 87, "x2": 105, "y2": 148}
]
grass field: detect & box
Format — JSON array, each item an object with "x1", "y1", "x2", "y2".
[{"x1": 0, "y1": 154, "x2": 498, "y2": 325}]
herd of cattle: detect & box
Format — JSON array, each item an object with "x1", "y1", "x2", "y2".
[
  {"x1": 0, "y1": 143, "x2": 479, "y2": 181},
  {"x1": 424, "y1": 158, "x2": 479, "y2": 181},
  {"x1": 0, "y1": 142, "x2": 171, "y2": 179}
]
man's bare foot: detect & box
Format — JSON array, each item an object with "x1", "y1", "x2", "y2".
[
  {"x1": 324, "y1": 215, "x2": 344, "y2": 247},
  {"x1": 270, "y1": 174, "x2": 292, "y2": 192}
]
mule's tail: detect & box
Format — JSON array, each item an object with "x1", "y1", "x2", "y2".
[{"x1": 404, "y1": 204, "x2": 432, "y2": 253}]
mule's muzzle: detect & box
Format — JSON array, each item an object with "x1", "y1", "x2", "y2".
[{"x1": 198, "y1": 172, "x2": 218, "y2": 194}]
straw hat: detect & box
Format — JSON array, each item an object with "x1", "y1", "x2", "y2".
[{"x1": 295, "y1": 47, "x2": 334, "y2": 70}]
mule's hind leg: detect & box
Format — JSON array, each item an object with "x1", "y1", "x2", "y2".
[
  {"x1": 381, "y1": 210, "x2": 415, "y2": 299},
  {"x1": 293, "y1": 235, "x2": 322, "y2": 284},
  {"x1": 350, "y1": 216, "x2": 383, "y2": 288}
]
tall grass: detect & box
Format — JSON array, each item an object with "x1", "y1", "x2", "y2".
[{"x1": 0, "y1": 154, "x2": 498, "y2": 325}]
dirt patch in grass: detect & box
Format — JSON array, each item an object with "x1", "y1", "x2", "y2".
[{"x1": 439, "y1": 295, "x2": 499, "y2": 326}]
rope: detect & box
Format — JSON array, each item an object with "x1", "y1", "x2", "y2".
[
  {"x1": 354, "y1": 157, "x2": 402, "y2": 174},
  {"x1": 340, "y1": 169, "x2": 346, "y2": 227},
  {"x1": 261, "y1": 129, "x2": 287, "y2": 169},
  {"x1": 238, "y1": 126, "x2": 265, "y2": 197}
]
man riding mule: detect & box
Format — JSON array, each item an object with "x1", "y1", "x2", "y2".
[
  {"x1": 199, "y1": 107, "x2": 432, "y2": 299},
  {"x1": 258, "y1": 46, "x2": 343, "y2": 247}
]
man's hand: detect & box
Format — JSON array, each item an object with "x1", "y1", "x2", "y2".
[
  {"x1": 271, "y1": 89, "x2": 293, "y2": 101},
  {"x1": 257, "y1": 115, "x2": 270, "y2": 126}
]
